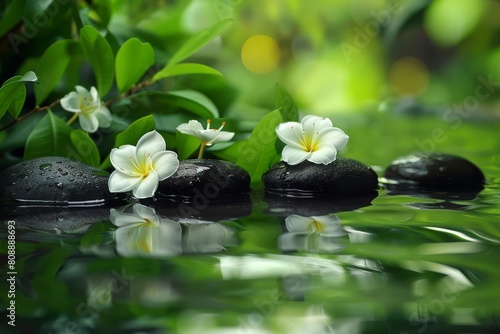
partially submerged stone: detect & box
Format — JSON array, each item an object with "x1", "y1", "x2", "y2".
[
  {"x1": 383, "y1": 153, "x2": 485, "y2": 189},
  {"x1": 0, "y1": 156, "x2": 117, "y2": 204},
  {"x1": 263, "y1": 158, "x2": 378, "y2": 196},
  {"x1": 158, "y1": 159, "x2": 250, "y2": 198}
]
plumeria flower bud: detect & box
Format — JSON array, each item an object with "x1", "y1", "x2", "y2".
[
  {"x1": 108, "y1": 130, "x2": 179, "y2": 199},
  {"x1": 60, "y1": 86, "x2": 111, "y2": 133},
  {"x1": 276, "y1": 115, "x2": 349, "y2": 165}
]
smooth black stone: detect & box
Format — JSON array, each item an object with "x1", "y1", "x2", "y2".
[
  {"x1": 158, "y1": 159, "x2": 250, "y2": 197},
  {"x1": 263, "y1": 158, "x2": 379, "y2": 195},
  {"x1": 0, "y1": 156, "x2": 117, "y2": 203},
  {"x1": 383, "y1": 153, "x2": 485, "y2": 189}
]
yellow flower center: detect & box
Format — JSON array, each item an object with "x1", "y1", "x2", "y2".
[
  {"x1": 79, "y1": 96, "x2": 97, "y2": 115},
  {"x1": 308, "y1": 219, "x2": 325, "y2": 233},
  {"x1": 128, "y1": 153, "x2": 153, "y2": 178}
]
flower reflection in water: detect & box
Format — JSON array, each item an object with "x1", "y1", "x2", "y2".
[
  {"x1": 110, "y1": 204, "x2": 236, "y2": 257},
  {"x1": 110, "y1": 204, "x2": 182, "y2": 257},
  {"x1": 279, "y1": 214, "x2": 347, "y2": 253}
]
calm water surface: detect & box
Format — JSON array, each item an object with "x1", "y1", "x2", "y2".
[{"x1": 1, "y1": 114, "x2": 500, "y2": 333}]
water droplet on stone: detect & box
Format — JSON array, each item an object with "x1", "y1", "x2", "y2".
[
  {"x1": 39, "y1": 163, "x2": 52, "y2": 170},
  {"x1": 56, "y1": 182, "x2": 63, "y2": 189}
]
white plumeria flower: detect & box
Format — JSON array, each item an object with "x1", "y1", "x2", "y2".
[
  {"x1": 177, "y1": 119, "x2": 234, "y2": 146},
  {"x1": 108, "y1": 130, "x2": 179, "y2": 199},
  {"x1": 176, "y1": 119, "x2": 234, "y2": 158},
  {"x1": 110, "y1": 204, "x2": 182, "y2": 257},
  {"x1": 60, "y1": 85, "x2": 112, "y2": 133},
  {"x1": 276, "y1": 115, "x2": 349, "y2": 165},
  {"x1": 279, "y1": 214, "x2": 347, "y2": 253}
]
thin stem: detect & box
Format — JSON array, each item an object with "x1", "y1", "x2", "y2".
[
  {"x1": 0, "y1": 99, "x2": 60, "y2": 132},
  {"x1": 0, "y1": 77, "x2": 156, "y2": 132},
  {"x1": 66, "y1": 113, "x2": 79, "y2": 125},
  {"x1": 198, "y1": 143, "x2": 206, "y2": 159}
]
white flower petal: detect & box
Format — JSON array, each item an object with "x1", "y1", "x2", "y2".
[
  {"x1": 285, "y1": 214, "x2": 314, "y2": 232},
  {"x1": 301, "y1": 115, "x2": 332, "y2": 134},
  {"x1": 176, "y1": 120, "x2": 204, "y2": 135},
  {"x1": 317, "y1": 127, "x2": 349, "y2": 151},
  {"x1": 110, "y1": 208, "x2": 146, "y2": 227},
  {"x1": 312, "y1": 215, "x2": 344, "y2": 236},
  {"x1": 276, "y1": 122, "x2": 305, "y2": 149},
  {"x1": 211, "y1": 131, "x2": 234, "y2": 143},
  {"x1": 79, "y1": 113, "x2": 99, "y2": 133},
  {"x1": 132, "y1": 170, "x2": 159, "y2": 199},
  {"x1": 110, "y1": 145, "x2": 142, "y2": 175},
  {"x1": 94, "y1": 105, "x2": 112, "y2": 128},
  {"x1": 282, "y1": 145, "x2": 310, "y2": 165},
  {"x1": 136, "y1": 131, "x2": 166, "y2": 164},
  {"x1": 60, "y1": 92, "x2": 81, "y2": 113},
  {"x1": 197, "y1": 129, "x2": 220, "y2": 143},
  {"x1": 108, "y1": 170, "x2": 141, "y2": 192},
  {"x1": 90, "y1": 86, "x2": 100, "y2": 102},
  {"x1": 152, "y1": 221, "x2": 183, "y2": 256},
  {"x1": 151, "y1": 151, "x2": 179, "y2": 180},
  {"x1": 132, "y1": 204, "x2": 160, "y2": 226},
  {"x1": 308, "y1": 144, "x2": 337, "y2": 165},
  {"x1": 75, "y1": 85, "x2": 91, "y2": 98}
]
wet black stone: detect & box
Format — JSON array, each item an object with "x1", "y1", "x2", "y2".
[
  {"x1": 0, "y1": 156, "x2": 117, "y2": 203},
  {"x1": 158, "y1": 159, "x2": 250, "y2": 197},
  {"x1": 383, "y1": 153, "x2": 485, "y2": 189},
  {"x1": 262, "y1": 158, "x2": 379, "y2": 195}
]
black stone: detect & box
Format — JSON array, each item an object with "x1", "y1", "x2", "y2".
[
  {"x1": 262, "y1": 158, "x2": 379, "y2": 196},
  {"x1": 383, "y1": 153, "x2": 485, "y2": 189},
  {"x1": 158, "y1": 159, "x2": 250, "y2": 197},
  {"x1": 0, "y1": 156, "x2": 117, "y2": 203}
]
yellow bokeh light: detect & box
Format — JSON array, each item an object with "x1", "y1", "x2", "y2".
[
  {"x1": 241, "y1": 35, "x2": 281, "y2": 74},
  {"x1": 389, "y1": 57, "x2": 429, "y2": 97}
]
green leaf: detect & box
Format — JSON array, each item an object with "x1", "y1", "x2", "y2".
[
  {"x1": 81, "y1": 222, "x2": 105, "y2": 247},
  {"x1": 69, "y1": 129, "x2": 100, "y2": 167},
  {"x1": 129, "y1": 90, "x2": 219, "y2": 120},
  {"x1": 0, "y1": 0, "x2": 25, "y2": 38},
  {"x1": 0, "y1": 71, "x2": 38, "y2": 119},
  {"x1": 100, "y1": 115, "x2": 156, "y2": 169},
  {"x1": 168, "y1": 19, "x2": 233, "y2": 66},
  {"x1": 274, "y1": 83, "x2": 299, "y2": 122},
  {"x1": 34, "y1": 39, "x2": 81, "y2": 105},
  {"x1": 176, "y1": 130, "x2": 200, "y2": 160},
  {"x1": 237, "y1": 109, "x2": 283, "y2": 187},
  {"x1": 152, "y1": 63, "x2": 222, "y2": 82},
  {"x1": 24, "y1": 110, "x2": 72, "y2": 160},
  {"x1": 162, "y1": 90, "x2": 219, "y2": 119},
  {"x1": 115, "y1": 38, "x2": 154, "y2": 93},
  {"x1": 80, "y1": 25, "x2": 115, "y2": 96}
]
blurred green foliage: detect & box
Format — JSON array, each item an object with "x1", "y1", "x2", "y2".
[{"x1": 0, "y1": 0, "x2": 499, "y2": 172}]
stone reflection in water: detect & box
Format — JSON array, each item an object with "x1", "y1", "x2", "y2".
[
  {"x1": 384, "y1": 184, "x2": 483, "y2": 210},
  {"x1": 3, "y1": 205, "x2": 112, "y2": 236},
  {"x1": 279, "y1": 214, "x2": 348, "y2": 253},
  {"x1": 264, "y1": 191, "x2": 377, "y2": 217},
  {"x1": 111, "y1": 203, "x2": 237, "y2": 257}
]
